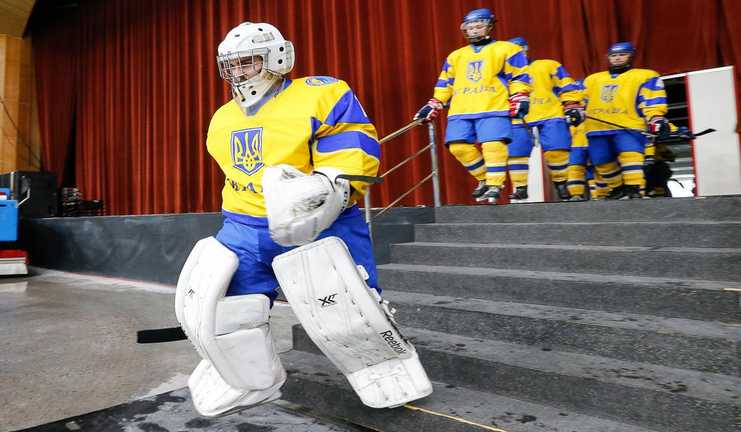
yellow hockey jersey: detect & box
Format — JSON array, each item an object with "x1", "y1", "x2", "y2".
[
  {"x1": 583, "y1": 69, "x2": 668, "y2": 135},
  {"x1": 433, "y1": 40, "x2": 530, "y2": 119},
  {"x1": 207, "y1": 77, "x2": 380, "y2": 217},
  {"x1": 525, "y1": 59, "x2": 582, "y2": 124}
]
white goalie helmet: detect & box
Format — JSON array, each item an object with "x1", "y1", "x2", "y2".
[{"x1": 217, "y1": 22, "x2": 295, "y2": 110}]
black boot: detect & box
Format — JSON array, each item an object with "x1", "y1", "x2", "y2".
[
  {"x1": 622, "y1": 185, "x2": 643, "y2": 199},
  {"x1": 481, "y1": 186, "x2": 502, "y2": 204},
  {"x1": 554, "y1": 181, "x2": 569, "y2": 200},
  {"x1": 607, "y1": 185, "x2": 625, "y2": 200},
  {"x1": 508, "y1": 186, "x2": 528, "y2": 201},
  {"x1": 472, "y1": 180, "x2": 488, "y2": 201}
]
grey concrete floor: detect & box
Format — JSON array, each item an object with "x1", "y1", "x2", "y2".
[{"x1": 0, "y1": 268, "x2": 351, "y2": 432}]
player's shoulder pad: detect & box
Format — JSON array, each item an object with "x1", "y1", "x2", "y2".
[
  {"x1": 295, "y1": 76, "x2": 351, "y2": 99},
  {"x1": 538, "y1": 58, "x2": 561, "y2": 67},
  {"x1": 630, "y1": 68, "x2": 662, "y2": 78},
  {"x1": 585, "y1": 70, "x2": 609, "y2": 81},
  {"x1": 298, "y1": 76, "x2": 349, "y2": 89},
  {"x1": 494, "y1": 40, "x2": 522, "y2": 53},
  {"x1": 209, "y1": 99, "x2": 242, "y2": 129}
]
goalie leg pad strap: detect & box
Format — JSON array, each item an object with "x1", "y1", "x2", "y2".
[
  {"x1": 175, "y1": 237, "x2": 286, "y2": 415},
  {"x1": 272, "y1": 236, "x2": 432, "y2": 408}
]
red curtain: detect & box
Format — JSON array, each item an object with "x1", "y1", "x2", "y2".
[{"x1": 30, "y1": 0, "x2": 741, "y2": 215}]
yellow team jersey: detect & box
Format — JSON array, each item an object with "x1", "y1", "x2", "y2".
[
  {"x1": 207, "y1": 76, "x2": 380, "y2": 217},
  {"x1": 525, "y1": 59, "x2": 582, "y2": 124},
  {"x1": 433, "y1": 40, "x2": 530, "y2": 119},
  {"x1": 570, "y1": 123, "x2": 588, "y2": 148},
  {"x1": 583, "y1": 69, "x2": 668, "y2": 135}
]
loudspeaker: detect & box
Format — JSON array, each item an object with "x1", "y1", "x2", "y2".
[{"x1": 0, "y1": 171, "x2": 58, "y2": 218}]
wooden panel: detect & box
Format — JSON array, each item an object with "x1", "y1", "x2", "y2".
[
  {"x1": 0, "y1": 0, "x2": 36, "y2": 37},
  {"x1": 0, "y1": 33, "x2": 40, "y2": 173}
]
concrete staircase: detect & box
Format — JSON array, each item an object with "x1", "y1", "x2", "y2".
[{"x1": 280, "y1": 196, "x2": 741, "y2": 432}]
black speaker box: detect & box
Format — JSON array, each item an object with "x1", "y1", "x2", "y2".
[{"x1": 0, "y1": 171, "x2": 58, "y2": 218}]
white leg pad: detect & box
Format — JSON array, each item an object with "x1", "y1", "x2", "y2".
[
  {"x1": 272, "y1": 236, "x2": 432, "y2": 408},
  {"x1": 188, "y1": 359, "x2": 283, "y2": 417},
  {"x1": 175, "y1": 237, "x2": 286, "y2": 417}
]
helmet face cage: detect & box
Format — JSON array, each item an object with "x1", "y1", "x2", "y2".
[
  {"x1": 460, "y1": 19, "x2": 492, "y2": 42},
  {"x1": 217, "y1": 48, "x2": 270, "y2": 86}
]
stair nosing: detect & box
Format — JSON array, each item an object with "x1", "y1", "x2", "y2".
[
  {"x1": 378, "y1": 263, "x2": 741, "y2": 290},
  {"x1": 383, "y1": 289, "x2": 741, "y2": 340}
]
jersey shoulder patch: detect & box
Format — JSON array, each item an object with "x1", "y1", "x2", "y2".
[{"x1": 304, "y1": 76, "x2": 340, "y2": 86}]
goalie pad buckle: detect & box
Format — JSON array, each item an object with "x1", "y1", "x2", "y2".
[
  {"x1": 272, "y1": 236, "x2": 432, "y2": 408},
  {"x1": 175, "y1": 237, "x2": 286, "y2": 417}
]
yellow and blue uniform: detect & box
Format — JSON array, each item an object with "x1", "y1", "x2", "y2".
[
  {"x1": 583, "y1": 69, "x2": 668, "y2": 188},
  {"x1": 207, "y1": 76, "x2": 380, "y2": 301},
  {"x1": 509, "y1": 59, "x2": 582, "y2": 187},
  {"x1": 566, "y1": 123, "x2": 608, "y2": 199},
  {"x1": 433, "y1": 40, "x2": 530, "y2": 188}
]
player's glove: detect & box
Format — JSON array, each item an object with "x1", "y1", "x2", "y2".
[
  {"x1": 509, "y1": 93, "x2": 530, "y2": 118},
  {"x1": 263, "y1": 165, "x2": 351, "y2": 246},
  {"x1": 563, "y1": 101, "x2": 586, "y2": 126},
  {"x1": 648, "y1": 116, "x2": 670, "y2": 140},
  {"x1": 413, "y1": 98, "x2": 444, "y2": 123}
]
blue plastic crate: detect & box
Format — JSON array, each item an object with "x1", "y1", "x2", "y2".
[{"x1": 0, "y1": 188, "x2": 18, "y2": 242}]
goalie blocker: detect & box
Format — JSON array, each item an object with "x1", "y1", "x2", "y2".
[{"x1": 272, "y1": 236, "x2": 433, "y2": 408}]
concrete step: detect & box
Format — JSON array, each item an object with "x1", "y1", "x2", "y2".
[
  {"x1": 377, "y1": 263, "x2": 741, "y2": 322},
  {"x1": 414, "y1": 221, "x2": 741, "y2": 248},
  {"x1": 281, "y1": 350, "x2": 662, "y2": 432},
  {"x1": 292, "y1": 326, "x2": 741, "y2": 432},
  {"x1": 380, "y1": 290, "x2": 740, "y2": 374},
  {"x1": 390, "y1": 242, "x2": 741, "y2": 280},
  {"x1": 434, "y1": 196, "x2": 741, "y2": 223}
]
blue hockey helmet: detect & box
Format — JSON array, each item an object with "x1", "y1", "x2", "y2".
[
  {"x1": 462, "y1": 8, "x2": 495, "y2": 24},
  {"x1": 461, "y1": 8, "x2": 496, "y2": 42},
  {"x1": 608, "y1": 42, "x2": 636, "y2": 55},
  {"x1": 508, "y1": 36, "x2": 528, "y2": 50}
]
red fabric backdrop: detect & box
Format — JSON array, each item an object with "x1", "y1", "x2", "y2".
[{"x1": 29, "y1": 0, "x2": 741, "y2": 215}]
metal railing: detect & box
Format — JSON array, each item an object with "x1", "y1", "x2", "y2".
[{"x1": 363, "y1": 122, "x2": 441, "y2": 236}]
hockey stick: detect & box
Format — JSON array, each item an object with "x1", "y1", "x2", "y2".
[
  {"x1": 137, "y1": 326, "x2": 186, "y2": 343},
  {"x1": 517, "y1": 114, "x2": 537, "y2": 145},
  {"x1": 585, "y1": 115, "x2": 715, "y2": 140}
]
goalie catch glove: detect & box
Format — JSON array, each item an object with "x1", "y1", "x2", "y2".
[{"x1": 263, "y1": 165, "x2": 351, "y2": 246}]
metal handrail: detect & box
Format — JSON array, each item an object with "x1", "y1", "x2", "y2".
[{"x1": 364, "y1": 122, "x2": 441, "y2": 236}]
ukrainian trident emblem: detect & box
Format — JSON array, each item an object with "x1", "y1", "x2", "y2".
[
  {"x1": 466, "y1": 60, "x2": 484, "y2": 82},
  {"x1": 600, "y1": 84, "x2": 619, "y2": 103},
  {"x1": 230, "y1": 128, "x2": 264, "y2": 175}
]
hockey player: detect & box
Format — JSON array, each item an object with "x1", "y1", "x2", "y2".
[
  {"x1": 566, "y1": 122, "x2": 590, "y2": 200},
  {"x1": 566, "y1": 42, "x2": 669, "y2": 199},
  {"x1": 175, "y1": 22, "x2": 431, "y2": 418},
  {"x1": 566, "y1": 122, "x2": 609, "y2": 200},
  {"x1": 506, "y1": 37, "x2": 583, "y2": 201},
  {"x1": 415, "y1": 8, "x2": 530, "y2": 204}
]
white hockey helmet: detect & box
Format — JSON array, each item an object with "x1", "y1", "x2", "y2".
[{"x1": 217, "y1": 22, "x2": 295, "y2": 110}]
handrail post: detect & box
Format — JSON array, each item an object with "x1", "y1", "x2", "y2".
[
  {"x1": 364, "y1": 191, "x2": 373, "y2": 240},
  {"x1": 428, "y1": 122, "x2": 441, "y2": 208}
]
